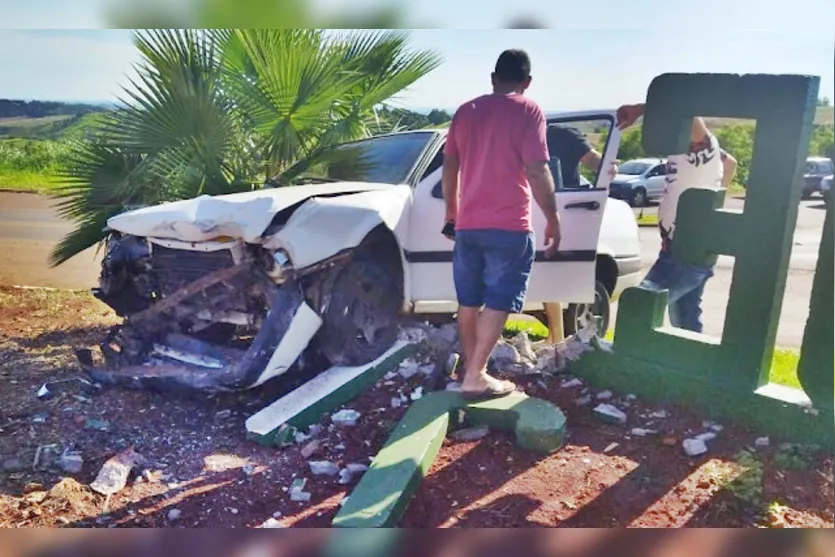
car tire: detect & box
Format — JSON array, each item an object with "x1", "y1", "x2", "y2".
[
  {"x1": 316, "y1": 256, "x2": 402, "y2": 367},
  {"x1": 630, "y1": 187, "x2": 648, "y2": 208},
  {"x1": 563, "y1": 280, "x2": 611, "y2": 337},
  {"x1": 823, "y1": 190, "x2": 831, "y2": 204}
]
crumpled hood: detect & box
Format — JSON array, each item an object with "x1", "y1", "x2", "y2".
[{"x1": 106, "y1": 181, "x2": 392, "y2": 243}]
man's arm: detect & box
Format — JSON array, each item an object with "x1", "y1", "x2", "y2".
[
  {"x1": 617, "y1": 102, "x2": 708, "y2": 144},
  {"x1": 720, "y1": 150, "x2": 738, "y2": 189},
  {"x1": 526, "y1": 160, "x2": 559, "y2": 219}
]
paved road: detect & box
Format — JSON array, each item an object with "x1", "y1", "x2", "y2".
[{"x1": 0, "y1": 192, "x2": 826, "y2": 347}]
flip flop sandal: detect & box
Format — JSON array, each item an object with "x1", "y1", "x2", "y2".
[{"x1": 461, "y1": 380, "x2": 517, "y2": 402}]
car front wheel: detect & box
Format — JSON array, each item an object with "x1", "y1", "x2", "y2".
[
  {"x1": 315, "y1": 257, "x2": 402, "y2": 367},
  {"x1": 563, "y1": 280, "x2": 611, "y2": 337}
]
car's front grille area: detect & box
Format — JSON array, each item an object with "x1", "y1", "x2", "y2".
[{"x1": 151, "y1": 245, "x2": 236, "y2": 298}]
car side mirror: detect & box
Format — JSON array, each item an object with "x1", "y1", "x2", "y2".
[{"x1": 432, "y1": 181, "x2": 443, "y2": 199}]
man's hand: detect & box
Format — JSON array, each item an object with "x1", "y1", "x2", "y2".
[
  {"x1": 616, "y1": 104, "x2": 644, "y2": 131},
  {"x1": 544, "y1": 217, "x2": 561, "y2": 259},
  {"x1": 608, "y1": 160, "x2": 619, "y2": 179}
]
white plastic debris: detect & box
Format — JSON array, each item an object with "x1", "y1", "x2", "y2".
[
  {"x1": 755, "y1": 436, "x2": 770, "y2": 447},
  {"x1": 649, "y1": 409, "x2": 668, "y2": 419},
  {"x1": 596, "y1": 390, "x2": 613, "y2": 400},
  {"x1": 593, "y1": 404, "x2": 627, "y2": 424},
  {"x1": 410, "y1": 386, "x2": 424, "y2": 401},
  {"x1": 561, "y1": 378, "x2": 584, "y2": 389},
  {"x1": 331, "y1": 409, "x2": 361, "y2": 427},
  {"x1": 308, "y1": 460, "x2": 340, "y2": 476},
  {"x1": 682, "y1": 438, "x2": 708, "y2": 457},
  {"x1": 167, "y1": 509, "x2": 182, "y2": 522}
]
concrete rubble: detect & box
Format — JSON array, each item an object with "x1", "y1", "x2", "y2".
[
  {"x1": 331, "y1": 409, "x2": 361, "y2": 427},
  {"x1": 308, "y1": 460, "x2": 339, "y2": 476},
  {"x1": 593, "y1": 404, "x2": 627, "y2": 424},
  {"x1": 450, "y1": 425, "x2": 490, "y2": 442},
  {"x1": 90, "y1": 447, "x2": 146, "y2": 496}
]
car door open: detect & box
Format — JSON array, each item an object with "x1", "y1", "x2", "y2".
[{"x1": 406, "y1": 110, "x2": 621, "y2": 313}]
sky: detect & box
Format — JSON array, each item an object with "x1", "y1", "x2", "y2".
[{"x1": 0, "y1": 0, "x2": 833, "y2": 112}]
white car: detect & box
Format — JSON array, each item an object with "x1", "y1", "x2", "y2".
[
  {"x1": 821, "y1": 174, "x2": 832, "y2": 203},
  {"x1": 82, "y1": 110, "x2": 641, "y2": 392},
  {"x1": 607, "y1": 157, "x2": 668, "y2": 207}
]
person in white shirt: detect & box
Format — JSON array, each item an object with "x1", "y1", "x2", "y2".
[{"x1": 616, "y1": 104, "x2": 738, "y2": 332}]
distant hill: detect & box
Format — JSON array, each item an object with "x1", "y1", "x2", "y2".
[
  {"x1": 0, "y1": 99, "x2": 106, "y2": 119},
  {"x1": 0, "y1": 99, "x2": 111, "y2": 139}
]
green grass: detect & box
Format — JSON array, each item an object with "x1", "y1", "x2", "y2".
[
  {"x1": 0, "y1": 169, "x2": 61, "y2": 192},
  {"x1": 503, "y1": 317, "x2": 800, "y2": 388}
]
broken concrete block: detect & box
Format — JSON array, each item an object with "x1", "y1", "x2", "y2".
[
  {"x1": 511, "y1": 331, "x2": 537, "y2": 362},
  {"x1": 59, "y1": 453, "x2": 84, "y2": 474},
  {"x1": 333, "y1": 390, "x2": 566, "y2": 529},
  {"x1": 593, "y1": 404, "x2": 627, "y2": 424},
  {"x1": 682, "y1": 438, "x2": 708, "y2": 457},
  {"x1": 246, "y1": 341, "x2": 411, "y2": 446},
  {"x1": 561, "y1": 378, "x2": 583, "y2": 389},
  {"x1": 630, "y1": 427, "x2": 657, "y2": 437},
  {"x1": 489, "y1": 341, "x2": 521, "y2": 369},
  {"x1": 331, "y1": 409, "x2": 361, "y2": 427},
  {"x1": 596, "y1": 390, "x2": 613, "y2": 400},
  {"x1": 450, "y1": 425, "x2": 490, "y2": 441},
  {"x1": 290, "y1": 490, "x2": 311, "y2": 502},
  {"x1": 258, "y1": 517, "x2": 284, "y2": 528},
  {"x1": 309, "y1": 460, "x2": 340, "y2": 476},
  {"x1": 410, "y1": 387, "x2": 423, "y2": 401},
  {"x1": 90, "y1": 448, "x2": 145, "y2": 496},
  {"x1": 694, "y1": 432, "x2": 717, "y2": 443}
]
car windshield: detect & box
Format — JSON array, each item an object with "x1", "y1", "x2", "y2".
[
  {"x1": 297, "y1": 132, "x2": 434, "y2": 185},
  {"x1": 618, "y1": 161, "x2": 652, "y2": 175}
]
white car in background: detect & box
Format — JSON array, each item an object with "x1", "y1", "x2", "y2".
[
  {"x1": 82, "y1": 110, "x2": 641, "y2": 392},
  {"x1": 821, "y1": 174, "x2": 832, "y2": 203},
  {"x1": 607, "y1": 157, "x2": 668, "y2": 207}
]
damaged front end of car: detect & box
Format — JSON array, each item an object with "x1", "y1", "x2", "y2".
[{"x1": 78, "y1": 231, "x2": 363, "y2": 393}]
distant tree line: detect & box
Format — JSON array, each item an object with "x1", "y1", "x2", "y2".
[{"x1": 0, "y1": 99, "x2": 106, "y2": 119}]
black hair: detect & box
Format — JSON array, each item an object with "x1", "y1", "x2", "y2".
[{"x1": 494, "y1": 49, "x2": 531, "y2": 84}]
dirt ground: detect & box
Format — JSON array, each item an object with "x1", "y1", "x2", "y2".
[{"x1": 0, "y1": 286, "x2": 832, "y2": 529}]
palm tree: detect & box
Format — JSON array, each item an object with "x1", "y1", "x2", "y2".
[{"x1": 50, "y1": 29, "x2": 441, "y2": 266}]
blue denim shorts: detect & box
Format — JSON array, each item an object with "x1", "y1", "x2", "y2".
[{"x1": 453, "y1": 229, "x2": 535, "y2": 313}]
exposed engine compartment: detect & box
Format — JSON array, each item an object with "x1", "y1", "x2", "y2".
[{"x1": 81, "y1": 227, "x2": 403, "y2": 393}]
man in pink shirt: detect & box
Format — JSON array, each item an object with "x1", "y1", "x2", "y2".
[{"x1": 442, "y1": 49, "x2": 561, "y2": 401}]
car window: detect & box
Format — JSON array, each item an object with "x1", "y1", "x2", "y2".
[
  {"x1": 547, "y1": 118, "x2": 612, "y2": 190},
  {"x1": 648, "y1": 164, "x2": 665, "y2": 177},
  {"x1": 421, "y1": 149, "x2": 444, "y2": 182},
  {"x1": 822, "y1": 160, "x2": 834, "y2": 174},
  {"x1": 619, "y1": 161, "x2": 653, "y2": 175},
  {"x1": 298, "y1": 132, "x2": 435, "y2": 185}
]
